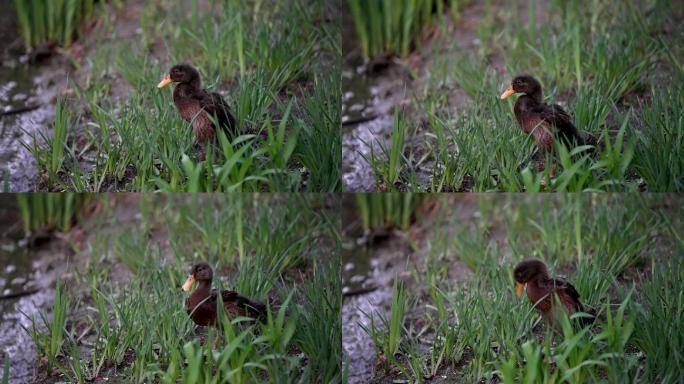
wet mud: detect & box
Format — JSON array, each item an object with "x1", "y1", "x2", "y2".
[
  {"x1": 341, "y1": 7, "x2": 412, "y2": 192},
  {"x1": 342, "y1": 207, "x2": 426, "y2": 384},
  {"x1": 0, "y1": 195, "x2": 65, "y2": 384},
  {"x1": 0, "y1": 0, "x2": 65, "y2": 192},
  {"x1": 342, "y1": 65, "x2": 412, "y2": 192}
]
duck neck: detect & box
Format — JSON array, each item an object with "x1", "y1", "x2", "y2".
[
  {"x1": 192, "y1": 279, "x2": 212, "y2": 298},
  {"x1": 174, "y1": 80, "x2": 201, "y2": 98},
  {"x1": 527, "y1": 88, "x2": 543, "y2": 104}
]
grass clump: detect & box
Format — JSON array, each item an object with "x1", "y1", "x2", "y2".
[
  {"x1": 16, "y1": 192, "x2": 87, "y2": 234},
  {"x1": 633, "y1": 258, "x2": 684, "y2": 382},
  {"x1": 361, "y1": 278, "x2": 411, "y2": 372},
  {"x1": 355, "y1": 192, "x2": 425, "y2": 231},
  {"x1": 23, "y1": 283, "x2": 70, "y2": 373},
  {"x1": 14, "y1": 0, "x2": 96, "y2": 50},
  {"x1": 348, "y1": 0, "x2": 459, "y2": 59}
]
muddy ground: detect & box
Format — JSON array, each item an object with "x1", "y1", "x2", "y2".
[{"x1": 0, "y1": 196, "x2": 67, "y2": 384}]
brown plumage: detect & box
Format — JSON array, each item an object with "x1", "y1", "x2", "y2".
[
  {"x1": 513, "y1": 258, "x2": 594, "y2": 327},
  {"x1": 181, "y1": 262, "x2": 266, "y2": 326},
  {"x1": 500, "y1": 75, "x2": 597, "y2": 173},
  {"x1": 157, "y1": 64, "x2": 236, "y2": 160}
]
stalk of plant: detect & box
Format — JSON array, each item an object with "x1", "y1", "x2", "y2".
[
  {"x1": 16, "y1": 193, "x2": 85, "y2": 234},
  {"x1": 355, "y1": 192, "x2": 425, "y2": 231},
  {"x1": 348, "y1": 0, "x2": 450, "y2": 59},
  {"x1": 14, "y1": 0, "x2": 96, "y2": 50},
  {"x1": 23, "y1": 283, "x2": 70, "y2": 372}
]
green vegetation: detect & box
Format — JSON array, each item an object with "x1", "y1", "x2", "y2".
[
  {"x1": 14, "y1": 0, "x2": 96, "y2": 50},
  {"x1": 361, "y1": 278, "x2": 411, "y2": 372},
  {"x1": 348, "y1": 0, "x2": 462, "y2": 59},
  {"x1": 31, "y1": 0, "x2": 340, "y2": 192},
  {"x1": 16, "y1": 193, "x2": 87, "y2": 233},
  {"x1": 361, "y1": 0, "x2": 683, "y2": 191},
  {"x1": 2, "y1": 351, "x2": 10, "y2": 384},
  {"x1": 24, "y1": 284, "x2": 70, "y2": 373},
  {"x1": 355, "y1": 194, "x2": 684, "y2": 382},
  {"x1": 23, "y1": 194, "x2": 341, "y2": 382},
  {"x1": 355, "y1": 192, "x2": 424, "y2": 231}
]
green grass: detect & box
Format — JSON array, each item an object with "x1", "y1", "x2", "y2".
[
  {"x1": 1, "y1": 357, "x2": 8, "y2": 384},
  {"x1": 360, "y1": 0, "x2": 683, "y2": 191},
  {"x1": 633, "y1": 258, "x2": 684, "y2": 382},
  {"x1": 360, "y1": 278, "x2": 411, "y2": 373},
  {"x1": 355, "y1": 192, "x2": 425, "y2": 231},
  {"x1": 23, "y1": 193, "x2": 341, "y2": 383},
  {"x1": 348, "y1": 0, "x2": 461, "y2": 59},
  {"x1": 14, "y1": 0, "x2": 96, "y2": 50},
  {"x1": 31, "y1": 0, "x2": 340, "y2": 192},
  {"x1": 355, "y1": 194, "x2": 684, "y2": 382},
  {"x1": 16, "y1": 192, "x2": 88, "y2": 234},
  {"x1": 367, "y1": 111, "x2": 408, "y2": 188},
  {"x1": 23, "y1": 283, "x2": 70, "y2": 373},
  {"x1": 26, "y1": 99, "x2": 72, "y2": 186}
]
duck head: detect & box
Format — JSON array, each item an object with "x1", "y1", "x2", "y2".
[
  {"x1": 500, "y1": 75, "x2": 542, "y2": 102},
  {"x1": 157, "y1": 64, "x2": 201, "y2": 89},
  {"x1": 513, "y1": 258, "x2": 549, "y2": 298},
  {"x1": 181, "y1": 262, "x2": 213, "y2": 291}
]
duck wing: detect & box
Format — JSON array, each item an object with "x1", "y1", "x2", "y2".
[
  {"x1": 536, "y1": 104, "x2": 585, "y2": 146},
  {"x1": 538, "y1": 277, "x2": 583, "y2": 311},
  {"x1": 208, "y1": 289, "x2": 266, "y2": 321},
  {"x1": 198, "y1": 90, "x2": 236, "y2": 132}
]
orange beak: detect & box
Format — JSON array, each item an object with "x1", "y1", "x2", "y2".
[
  {"x1": 515, "y1": 282, "x2": 525, "y2": 298},
  {"x1": 500, "y1": 85, "x2": 515, "y2": 100},
  {"x1": 157, "y1": 75, "x2": 173, "y2": 88},
  {"x1": 181, "y1": 274, "x2": 196, "y2": 291}
]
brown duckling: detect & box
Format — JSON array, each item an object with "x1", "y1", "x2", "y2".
[
  {"x1": 157, "y1": 64, "x2": 236, "y2": 160},
  {"x1": 513, "y1": 258, "x2": 594, "y2": 327},
  {"x1": 500, "y1": 76, "x2": 596, "y2": 173},
  {"x1": 500, "y1": 75, "x2": 587, "y2": 150},
  {"x1": 182, "y1": 262, "x2": 266, "y2": 326}
]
